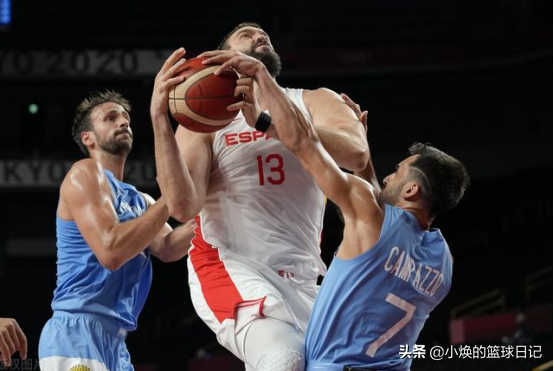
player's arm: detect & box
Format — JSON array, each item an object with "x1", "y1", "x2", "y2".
[
  {"x1": 150, "y1": 48, "x2": 200, "y2": 222},
  {"x1": 253, "y1": 67, "x2": 382, "y2": 218},
  {"x1": 173, "y1": 126, "x2": 212, "y2": 219},
  {"x1": 342, "y1": 93, "x2": 381, "y2": 192},
  {"x1": 60, "y1": 159, "x2": 170, "y2": 271},
  {"x1": 252, "y1": 66, "x2": 386, "y2": 257},
  {"x1": 263, "y1": 89, "x2": 368, "y2": 171},
  {"x1": 147, "y1": 220, "x2": 196, "y2": 263},
  {"x1": 141, "y1": 193, "x2": 196, "y2": 262},
  {"x1": 303, "y1": 88, "x2": 370, "y2": 171}
]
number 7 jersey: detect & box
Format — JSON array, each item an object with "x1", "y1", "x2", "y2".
[
  {"x1": 305, "y1": 205, "x2": 453, "y2": 371},
  {"x1": 197, "y1": 87, "x2": 327, "y2": 282}
]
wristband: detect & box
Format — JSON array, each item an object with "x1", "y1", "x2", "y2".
[{"x1": 255, "y1": 112, "x2": 272, "y2": 132}]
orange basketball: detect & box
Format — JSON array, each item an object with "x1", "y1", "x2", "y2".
[{"x1": 168, "y1": 57, "x2": 242, "y2": 133}]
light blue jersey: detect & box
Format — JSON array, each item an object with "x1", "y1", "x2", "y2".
[
  {"x1": 39, "y1": 169, "x2": 152, "y2": 371},
  {"x1": 305, "y1": 204, "x2": 453, "y2": 371}
]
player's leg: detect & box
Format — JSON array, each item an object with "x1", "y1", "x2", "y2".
[{"x1": 238, "y1": 317, "x2": 305, "y2": 371}]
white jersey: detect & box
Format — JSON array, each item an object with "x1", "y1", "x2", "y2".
[
  {"x1": 197, "y1": 87, "x2": 327, "y2": 281},
  {"x1": 187, "y1": 88, "x2": 328, "y2": 359}
]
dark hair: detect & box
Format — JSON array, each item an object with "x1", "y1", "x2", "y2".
[
  {"x1": 218, "y1": 22, "x2": 263, "y2": 50},
  {"x1": 408, "y1": 142, "x2": 470, "y2": 217},
  {"x1": 72, "y1": 90, "x2": 131, "y2": 156}
]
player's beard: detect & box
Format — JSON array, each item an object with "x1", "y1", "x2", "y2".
[
  {"x1": 378, "y1": 181, "x2": 406, "y2": 206},
  {"x1": 96, "y1": 130, "x2": 133, "y2": 157},
  {"x1": 247, "y1": 42, "x2": 282, "y2": 78}
]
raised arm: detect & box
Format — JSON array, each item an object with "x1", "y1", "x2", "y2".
[
  {"x1": 256, "y1": 70, "x2": 387, "y2": 257},
  {"x1": 342, "y1": 93, "x2": 381, "y2": 192},
  {"x1": 173, "y1": 125, "x2": 212, "y2": 219},
  {"x1": 150, "y1": 48, "x2": 203, "y2": 222},
  {"x1": 254, "y1": 72, "x2": 376, "y2": 217},
  {"x1": 304, "y1": 88, "x2": 369, "y2": 171},
  {"x1": 261, "y1": 89, "x2": 369, "y2": 171},
  {"x1": 59, "y1": 159, "x2": 170, "y2": 271}
]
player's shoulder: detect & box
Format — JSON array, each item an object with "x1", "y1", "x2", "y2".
[
  {"x1": 70, "y1": 158, "x2": 102, "y2": 173},
  {"x1": 302, "y1": 88, "x2": 343, "y2": 109},
  {"x1": 303, "y1": 87, "x2": 340, "y2": 99},
  {"x1": 62, "y1": 159, "x2": 104, "y2": 189}
]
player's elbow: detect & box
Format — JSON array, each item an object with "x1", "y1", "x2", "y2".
[
  {"x1": 96, "y1": 239, "x2": 126, "y2": 271},
  {"x1": 97, "y1": 252, "x2": 125, "y2": 272},
  {"x1": 345, "y1": 146, "x2": 370, "y2": 172},
  {"x1": 167, "y1": 193, "x2": 202, "y2": 223},
  {"x1": 167, "y1": 204, "x2": 189, "y2": 223},
  {"x1": 169, "y1": 206, "x2": 198, "y2": 223}
]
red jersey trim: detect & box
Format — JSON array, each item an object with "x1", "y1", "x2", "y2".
[{"x1": 190, "y1": 216, "x2": 266, "y2": 323}]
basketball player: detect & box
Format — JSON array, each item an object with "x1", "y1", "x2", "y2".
[
  {"x1": 207, "y1": 52, "x2": 470, "y2": 370},
  {"x1": 39, "y1": 88, "x2": 196, "y2": 371},
  {"x1": 0, "y1": 318, "x2": 27, "y2": 368},
  {"x1": 152, "y1": 24, "x2": 369, "y2": 371}
]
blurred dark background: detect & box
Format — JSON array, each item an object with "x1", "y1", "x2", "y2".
[{"x1": 0, "y1": 0, "x2": 552, "y2": 370}]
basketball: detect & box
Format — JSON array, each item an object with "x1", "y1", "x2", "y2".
[{"x1": 168, "y1": 57, "x2": 242, "y2": 133}]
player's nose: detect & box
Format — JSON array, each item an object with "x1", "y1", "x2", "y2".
[
  {"x1": 254, "y1": 33, "x2": 269, "y2": 45},
  {"x1": 119, "y1": 117, "x2": 130, "y2": 128}
]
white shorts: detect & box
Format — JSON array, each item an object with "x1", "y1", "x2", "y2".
[{"x1": 187, "y1": 234, "x2": 318, "y2": 360}]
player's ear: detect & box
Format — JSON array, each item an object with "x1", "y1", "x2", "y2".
[
  {"x1": 402, "y1": 181, "x2": 420, "y2": 200},
  {"x1": 81, "y1": 131, "x2": 94, "y2": 147}
]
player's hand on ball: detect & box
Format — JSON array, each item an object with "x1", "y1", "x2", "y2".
[
  {"x1": 199, "y1": 50, "x2": 267, "y2": 78},
  {"x1": 227, "y1": 77, "x2": 261, "y2": 129},
  {"x1": 151, "y1": 48, "x2": 187, "y2": 118}
]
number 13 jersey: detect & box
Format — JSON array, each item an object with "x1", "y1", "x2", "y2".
[{"x1": 197, "y1": 87, "x2": 327, "y2": 282}]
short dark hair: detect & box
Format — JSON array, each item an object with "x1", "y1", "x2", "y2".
[
  {"x1": 408, "y1": 142, "x2": 470, "y2": 217},
  {"x1": 72, "y1": 90, "x2": 131, "y2": 156},
  {"x1": 218, "y1": 22, "x2": 263, "y2": 50}
]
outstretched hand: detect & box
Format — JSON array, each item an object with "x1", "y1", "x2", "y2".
[{"x1": 150, "y1": 48, "x2": 188, "y2": 118}]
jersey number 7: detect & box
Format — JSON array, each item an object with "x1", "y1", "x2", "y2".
[{"x1": 366, "y1": 293, "x2": 416, "y2": 357}]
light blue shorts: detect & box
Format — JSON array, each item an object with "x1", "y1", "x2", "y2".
[{"x1": 39, "y1": 311, "x2": 133, "y2": 371}]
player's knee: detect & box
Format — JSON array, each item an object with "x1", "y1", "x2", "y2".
[{"x1": 256, "y1": 348, "x2": 305, "y2": 371}]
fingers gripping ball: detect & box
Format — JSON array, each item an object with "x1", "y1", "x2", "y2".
[{"x1": 169, "y1": 57, "x2": 242, "y2": 133}]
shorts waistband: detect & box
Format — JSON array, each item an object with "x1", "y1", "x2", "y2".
[{"x1": 53, "y1": 311, "x2": 128, "y2": 339}]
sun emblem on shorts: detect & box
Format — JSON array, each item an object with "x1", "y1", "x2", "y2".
[{"x1": 68, "y1": 365, "x2": 93, "y2": 371}]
